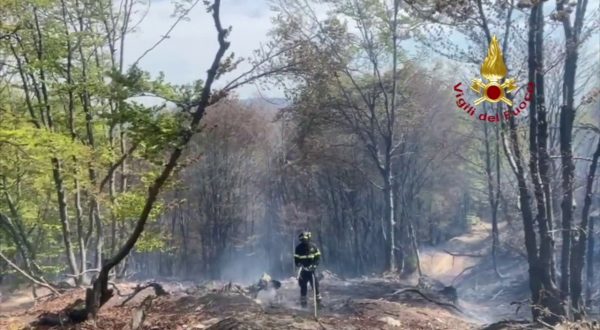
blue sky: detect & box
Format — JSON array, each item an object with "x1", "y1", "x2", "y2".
[
  {"x1": 125, "y1": 0, "x2": 599, "y2": 99},
  {"x1": 125, "y1": 0, "x2": 278, "y2": 99}
]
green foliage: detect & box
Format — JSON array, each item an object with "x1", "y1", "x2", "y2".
[
  {"x1": 113, "y1": 191, "x2": 164, "y2": 222},
  {"x1": 136, "y1": 231, "x2": 167, "y2": 253},
  {"x1": 0, "y1": 0, "x2": 195, "y2": 279}
]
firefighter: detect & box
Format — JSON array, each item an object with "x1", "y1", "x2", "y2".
[{"x1": 294, "y1": 231, "x2": 322, "y2": 307}]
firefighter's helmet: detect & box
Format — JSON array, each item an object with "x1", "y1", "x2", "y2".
[{"x1": 298, "y1": 231, "x2": 311, "y2": 242}]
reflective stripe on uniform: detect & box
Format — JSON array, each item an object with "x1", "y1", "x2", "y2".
[{"x1": 294, "y1": 253, "x2": 319, "y2": 259}]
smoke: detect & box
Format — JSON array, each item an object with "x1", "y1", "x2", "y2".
[
  {"x1": 256, "y1": 287, "x2": 278, "y2": 304},
  {"x1": 218, "y1": 252, "x2": 271, "y2": 285}
]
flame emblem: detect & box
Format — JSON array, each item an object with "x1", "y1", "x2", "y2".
[{"x1": 471, "y1": 36, "x2": 517, "y2": 106}]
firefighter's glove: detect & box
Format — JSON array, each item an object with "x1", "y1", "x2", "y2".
[{"x1": 307, "y1": 265, "x2": 317, "y2": 272}]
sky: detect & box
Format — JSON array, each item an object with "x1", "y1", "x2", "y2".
[
  {"x1": 125, "y1": 0, "x2": 599, "y2": 100},
  {"x1": 124, "y1": 0, "x2": 278, "y2": 99}
]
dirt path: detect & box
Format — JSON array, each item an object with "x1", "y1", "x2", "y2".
[
  {"x1": 419, "y1": 221, "x2": 531, "y2": 323},
  {"x1": 419, "y1": 221, "x2": 491, "y2": 283}
]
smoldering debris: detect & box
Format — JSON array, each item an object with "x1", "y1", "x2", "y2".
[
  {"x1": 320, "y1": 270, "x2": 344, "y2": 281},
  {"x1": 2, "y1": 275, "x2": 483, "y2": 330},
  {"x1": 255, "y1": 287, "x2": 279, "y2": 305},
  {"x1": 417, "y1": 275, "x2": 458, "y2": 304}
]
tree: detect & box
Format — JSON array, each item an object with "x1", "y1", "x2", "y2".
[
  {"x1": 270, "y1": 0, "x2": 415, "y2": 273},
  {"x1": 571, "y1": 136, "x2": 600, "y2": 318},
  {"x1": 525, "y1": 0, "x2": 565, "y2": 321},
  {"x1": 554, "y1": 0, "x2": 592, "y2": 318},
  {"x1": 0, "y1": 0, "x2": 205, "y2": 288},
  {"x1": 81, "y1": 0, "x2": 233, "y2": 320}
]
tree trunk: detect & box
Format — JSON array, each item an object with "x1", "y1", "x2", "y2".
[
  {"x1": 585, "y1": 214, "x2": 596, "y2": 305},
  {"x1": 384, "y1": 0, "x2": 400, "y2": 274},
  {"x1": 526, "y1": 4, "x2": 566, "y2": 322},
  {"x1": 570, "y1": 138, "x2": 600, "y2": 318},
  {"x1": 74, "y1": 180, "x2": 87, "y2": 283},
  {"x1": 384, "y1": 170, "x2": 396, "y2": 273},
  {"x1": 484, "y1": 119, "x2": 501, "y2": 277},
  {"x1": 408, "y1": 217, "x2": 421, "y2": 276},
  {"x1": 52, "y1": 159, "x2": 80, "y2": 278},
  {"x1": 534, "y1": 1, "x2": 556, "y2": 283},
  {"x1": 506, "y1": 115, "x2": 543, "y2": 321},
  {"x1": 0, "y1": 213, "x2": 38, "y2": 277},
  {"x1": 558, "y1": 0, "x2": 589, "y2": 313}
]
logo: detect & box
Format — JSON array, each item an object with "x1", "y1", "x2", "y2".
[
  {"x1": 470, "y1": 36, "x2": 517, "y2": 106},
  {"x1": 453, "y1": 35, "x2": 534, "y2": 123}
]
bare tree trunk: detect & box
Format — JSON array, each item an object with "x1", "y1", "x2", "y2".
[
  {"x1": 484, "y1": 119, "x2": 501, "y2": 277},
  {"x1": 558, "y1": 0, "x2": 589, "y2": 313},
  {"x1": 61, "y1": 0, "x2": 87, "y2": 284},
  {"x1": 74, "y1": 180, "x2": 86, "y2": 282},
  {"x1": 559, "y1": 86, "x2": 575, "y2": 311},
  {"x1": 527, "y1": 3, "x2": 566, "y2": 322},
  {"x1": 384, "y1": 172, "x2": 396, "y2": 272},
  {"x1": 0, "y1": 213, "x2": 38, "y2": 277},
  {"x1": 385, "y1": 0, "x2": 400, "y2": 274},
  {"x1": 570, "y1": 138, "x2": 600, "y2": 318},
  {"x1": 52, "y1": 160, "x2": 80, "y2": 278},
  {"x1": 534, "y1": 0, "x2": 557, "y2": 283},
  {"x1": 73, "y1": 2, "x2": 104, "y2": 271},
  {"x1": 506, "y1": 114, "x2": 544, "y2": 321},
  {"x1": 31, "y1": 3, "x2": 81, "y2": 282},
  {"x1": 528, "y1": 3, "x2": 554, "y2": 297},
  {"x1": 528, "y1": 3, "x2": 567, "y2": 323},
  {"x1": 408, "y1": 217, "x2": 421, "y2": 276},
  {"x1": 585, "y1": 214, "x2": 596, "y2": 305}
]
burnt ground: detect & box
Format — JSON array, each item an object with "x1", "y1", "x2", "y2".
[
  {"x1": 2, "y1": 221, "x2": 600, "y2": 329},
  {"x1": 0, "y1": 278, "x2": 477, "y2": 330}
]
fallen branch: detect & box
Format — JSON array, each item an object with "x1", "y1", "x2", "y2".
[
  {"x1": 64, "y1": 268, "x2": 101, "y2": 278},
  {"x1": 491, "y1": 288, "x2": 505, "y2": 300},
  {"x1": 451, "y1": 265, "x2": 477, "y2": 286},
  {"x1": 443, "y1": 249, "x2": 487, "y2": 258},
  {"x1": 388, "y1": 288, "x2": 463, "y2": 313},
  {"x1": 33, "y1": 299, "x2": 88, "y2": 326},
  {"x1": 537, "y1": 319, "x2": 558, "y2": 330},
  {"x1": 130, "y1": 295, "x2": 155, "y2": 330},
  {"x1": 218, "y1": 281, "x2": 247, "y2": 295},
  {"x1": 0, "y1": 251, "x2": 59, "y2": 295},
  {"x1": 481, "y1": 320, "x2": 531, "y2": 330},
  {"x1": 510, "y1": 299, "x2": 529, "y2": 315},
  {"x1": 316, "y1": 319, "x2": 328, "y2": 330},
  {"x1": 35, "y1": 292, "x2": 57, "y2": 302},
  {"x1": 108, "y1": 281, "x2": 128, "y2": 297},
  {"x1": 119, "y1": 282, "x2": 168, "y2": 307}
]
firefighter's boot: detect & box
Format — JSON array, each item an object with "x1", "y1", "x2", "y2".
[{"x1": 300, "y1": 296, "x2": 308, "y2": 308}]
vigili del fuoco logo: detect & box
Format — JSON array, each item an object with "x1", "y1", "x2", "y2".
[{"x1": 453, "y1": 35, "x2": 534, "y2": 123}]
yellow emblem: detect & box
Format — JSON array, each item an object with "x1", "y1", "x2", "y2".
[{"x1": 471, "y1": 36, "x2": 517, "y2": 106}]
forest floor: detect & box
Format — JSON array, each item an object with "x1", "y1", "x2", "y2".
[
  {"x1": 0, "y1": 221, "x2": 597, "y2": 329},
  {"x1": 0, "y1": 278, "x2": 476, "y2": 330}
]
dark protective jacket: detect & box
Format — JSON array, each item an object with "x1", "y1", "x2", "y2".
[{"x1": 294, "y1": 242, "x2": 321, "y2": 268}]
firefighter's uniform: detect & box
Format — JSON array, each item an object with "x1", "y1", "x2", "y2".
[{"x1": 294, "y1": 231, "x2": 322, "y2": 307}]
